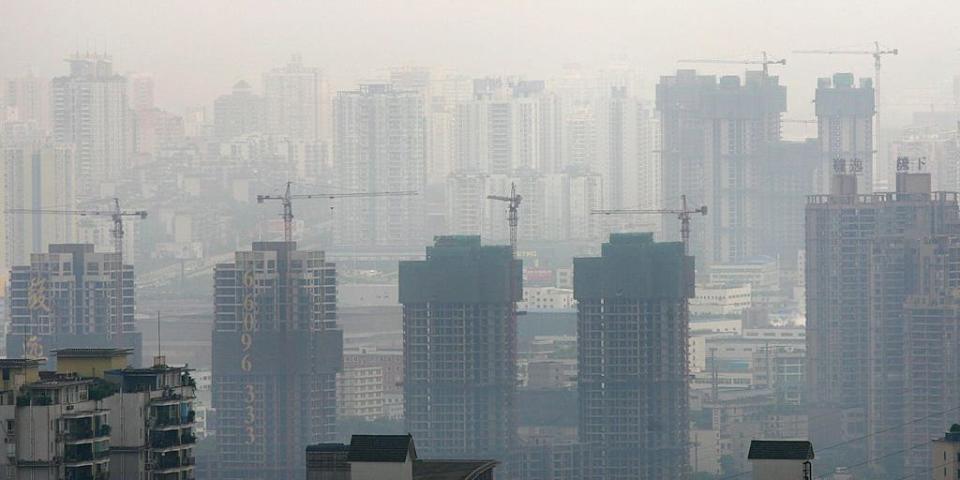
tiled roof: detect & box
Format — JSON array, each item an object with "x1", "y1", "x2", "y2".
[
  {"x1": 347, "y1": 434, "x2": 415, "y2": 463},
  {"x1": 748, "y1": 440, "x2": 814, "y2": 460}
]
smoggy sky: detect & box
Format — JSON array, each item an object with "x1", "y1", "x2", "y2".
[{"x1": 2, "y1": 0, "x2": 958, "y2": 126}]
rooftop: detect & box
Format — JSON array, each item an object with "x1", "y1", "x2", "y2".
[
  {"x1": 748, "y1": 440, "x2": 814, "y2": 461},
  {"x1": 348, "y1": 434, "x2": 415, "y2": 463},
  {"x1": 53, "y1": 348, "x2": 133, "y2": 358},
  {"x1": 0, "y1": 359, "x2": 44, "y2": 368}
]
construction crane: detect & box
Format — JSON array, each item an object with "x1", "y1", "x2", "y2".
[
  {"x1": 6, "y1": 198, "x2": 148, "y2": 346},
  {"x1": 794, "y1": 42, "x2": 898, "y2": 167},
  {"x1": 793, "y1": 41, "x2": 898, "y2": 77},
  {"x1": 592, "y1": 194, "x2": 707, "y2": 255},
  {"x1": 487, "y1": 183, "x2": 522, "y2": 256},
  {"x1": 678, "y1": 51, "x2": 786, "y2": 77},
  {"x1": 256, "y1": 181, "x2": 417, "y2": 243}
]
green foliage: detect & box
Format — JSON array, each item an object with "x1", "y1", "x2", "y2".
[{"x1": 89, "y1": 379, "x2": 119, "y2": 401}]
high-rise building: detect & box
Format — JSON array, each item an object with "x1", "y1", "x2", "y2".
[
  {"x1": 754, "y1": 139, "x2": 819, "y2": 266},
  {"x1": 6, "y1": 244, "x2": 141, "y2": 366},
  {"x1": 575, "y1": 233, "x2": 693, "y2": 479},
  {"x1": 595, "y1": 87, "x2": 659, "y2": 211},
  {"x1": 213, "y1": 80, "x2": 264, "y2": 140},
  {"x1": 656, "y1": 70, "x2": 786, "y2": 264},
  {"x1": 333, "y1": 84, "x2": 426, "y2": 247},
  {"x1": 2, "y1": 142, "x2": 76, "y2": 268},
  {"x1": 3, "y1": 72, "x2": 49, "y2": 129},
  {"x1": 212, "y1": 241, "x2": 341, "y2": 480},
  {"x1": 806, "y1": 172, "x2": 960, "y2": 477},
  {"x1": 454, "y1": 79, "x2": 560, "y2": 175},
  {"x1": 129, "y1": 73, "x2": 155, "y2": 111},
  {"x1": 51, "y1": 54, "x2": 127, "y2": 198},
  {"x1": 264, "y1": 55, "x2": 327, "y2": 142},
  {"x1": 814, "y1": 73, "x2": 875, "y2": 193},
  {"x1": 399, "y1": 236, "x2": 521, "y2": 463}
]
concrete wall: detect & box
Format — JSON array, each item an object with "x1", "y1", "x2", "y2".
[
  {"x1": 351, "y1": 458, "x2": 412, "y2": 480},
  {"x1": 750, "y1": 459, "x2": 808, "y2": 480}
]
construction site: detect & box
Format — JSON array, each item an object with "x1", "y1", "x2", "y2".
[
  {"x1": 574, "y1": 233, "x2": 694, "y2": 479},
  {"x1": 399, "y1": 235, "x2": 522, "y2": 464}
]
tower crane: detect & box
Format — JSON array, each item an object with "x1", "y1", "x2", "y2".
[
  {"x1": 256, "y1": 181, "x2": 417, "y2": 244},
  {"x1": 794, "y1": 42, "x2": 898, "y2": 168},
  {"x1": 6, "y1": 198, "x2": 148, "y2": 346},
  {"x1": 487, "y1": 183, "x2": 522, "y2": 256},
  {"x1": 592, "y1": 195, "x2": 707, "y2": 255},
  {"x1": 678, "y1": 51, "x2": 786, "y2": 77},
  {"x1": 793, "y1": 41, "x2": 898, "y2": 77}
]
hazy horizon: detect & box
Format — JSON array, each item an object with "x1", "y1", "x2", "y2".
[{"x1": 3, "y1": 0, "x2": 958, "y2": 128}]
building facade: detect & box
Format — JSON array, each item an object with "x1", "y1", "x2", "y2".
[
  {"x1": 333, "y1": 85, "x2": 426, "y2": 247},
  {"x1": 6, "y1": 244, "x2": 141, "y2": 367},
  {"x1": 656, "y1": 70, "x2": 786, "y2": 264},
  {"x1": 51, "y1": 54, "x2": 127, "y2": 199},
  {"x1": 399, "y1": 236, "x2": 521, "y2": 463},
  {"x1": 211, "y1": 241, "x2": 341, "y2": 479},
  {"x1": 814, "y1": 73, "x2": 875, "y2": 193},
  {"x1": 2, "y1": 142, "x2": 76, "y2": 268},
  {"x1": 263, "y1": 55, "x2": 327, "y2": 142},
  {"x1": 574, "y1": 233, "x2": 693, "y2": 479},
  {"x1": 806, "y1": 172, "x2": 960, "y2": 477}
]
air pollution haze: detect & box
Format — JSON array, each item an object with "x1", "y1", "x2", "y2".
[{"x1": 1, "y1": 1, "x2": 960, "y2": 479}]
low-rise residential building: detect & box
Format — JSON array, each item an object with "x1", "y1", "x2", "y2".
[
  {"x1": 307, "y1": 434, "x2": 497, "y2": 480},
  {"x1": 690, "y1": 283, "x2": 752, "y2": 316},
  {"x1": 102, "y1": 357, "x2": 197, "y2": 480},
  {"x1": 520, "y1": 287, "x2": 575, "y2": 311},
  {"x1": 747, "y1": 440, "x2": 814, "y2": 480},
  {"x1": 0, "y1": 359, "x2": 112, "y2": 480},
  {"x1": 932, "y1": 425, "x2": 960, "y2": 480},
  {"x1": 53, "y1": 349, "x2": 196, "y2": 480}
]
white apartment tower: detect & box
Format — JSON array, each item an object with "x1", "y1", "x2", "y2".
[
  {"x1": 264, "y1": 55, "x2": 327, "y2": 142},
  {"x1": 51, "y1": 54, "x2": 127, "y2": 199},
  {"x1": 2, "y1": 143, "x2": 76, "y2": 268},
  {"x1": 333, "y1": 84, "x2": 426, "y2": 247}
]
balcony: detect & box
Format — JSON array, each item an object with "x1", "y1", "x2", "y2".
[
  {"x1": 65, "y1": 425, "x2": 111, "y2": 443},
  {"x1": 150, "y1": 429, "x2": 195, "y2": 450},
  {"x1": 64, "y1": 466, "x2": 109, "y2": 480},
  {"x1": 153, "y1": 411, "x2": 196, "y2": 429}
]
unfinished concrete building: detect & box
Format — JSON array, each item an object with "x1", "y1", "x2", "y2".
[
  {"x1": 656, "y1": 70, "x2": 786, "y2": 265},
  {"x1": 212, "y1": 242, "x2": 342, "y2": 479},
  {"x1": 575, "y1": 233, "x2": 694, "y2": 479},
  {"x1": 806, "y1": 172, "x2": 960, "y2": 477},
  {"x1": 814, "y1": 73, "x2": 875, "y2": 193},
  {"x1": 399, "y1": 236, "x2": 521, "y2": 465}
]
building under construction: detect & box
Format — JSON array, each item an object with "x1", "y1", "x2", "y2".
[
  {"x1": 656, "y1": 70, "x2": 786, "y2": 265},
  {"x1": 399, "y1": 236, "x2": 521, "y2": 464},
  {"x1": 212, "y1": 241, "x2": 341, "y2": 479},
  {"x1": 575, "y1": 233, "x2": 693, "y2": 479},
  {"x1": 6, "y1": 243, "x2": 141, "y2": 367},
  {"x1": 806, "y1": 172, "x2": 960, "y2": 477}
]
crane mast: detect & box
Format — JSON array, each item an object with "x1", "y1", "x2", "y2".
[
  {"x1": 487, "y1": 183, "x2": 522, "y2": 256},
  {"x1": 6, "y1": 198, "x2": 148, "y2": 347},
  {"x1": 592, "y1": 194, "x2": 707, "y2": 256}
]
